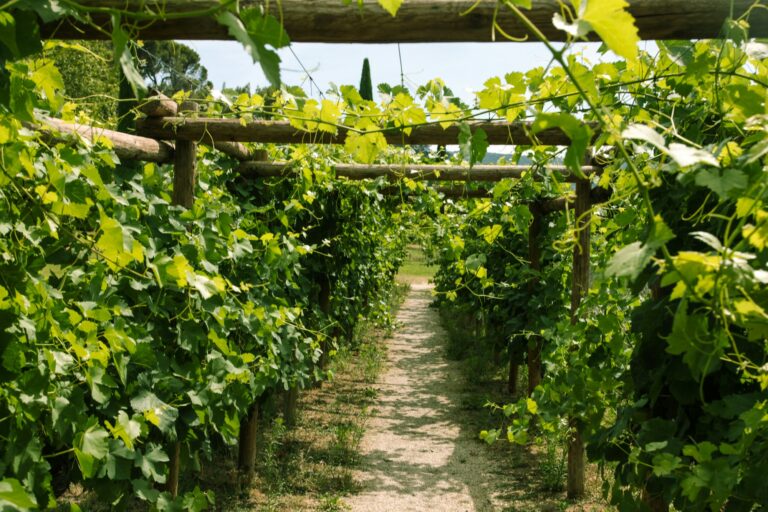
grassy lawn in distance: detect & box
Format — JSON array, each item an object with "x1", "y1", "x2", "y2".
[{"x1": 397, "y1": 245, "x2": 436, "y2": 284}]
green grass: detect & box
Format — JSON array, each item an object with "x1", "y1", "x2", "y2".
[{"x1": 398, "y1": 245, "x2": 436, "y2": 281}]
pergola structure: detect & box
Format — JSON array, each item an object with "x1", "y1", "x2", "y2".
[{"x1": 39, "y1": 0, "x2": 752, "y2": 500}]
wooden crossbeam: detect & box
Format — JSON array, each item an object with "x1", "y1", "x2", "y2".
[
  {"x1": 41, "y1": 0, "x2": 767, "y2": 42},
  {"x1": 35, "y1": 116, "x2": 175, "y2": 163},
  {"x1": 137, "y1": 118, "x2": 583, "y2": 146},
  {"x1": 238, "y1": 161, "x2": 598, "y2": 182}
]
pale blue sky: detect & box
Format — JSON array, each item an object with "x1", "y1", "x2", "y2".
[{"x1": 182, "y1": 41, "x2": 609, "y2": 104}]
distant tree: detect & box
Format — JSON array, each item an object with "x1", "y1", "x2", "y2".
[
  {"x1": 48, "y1": 41, "x2": 119, "y2": 122},
  {"x1": 138, "y1": 41, "x2": 211, "y2": 97},
  {"x1": 359, "y1": 58, "x2": 373, "y2": 101}
]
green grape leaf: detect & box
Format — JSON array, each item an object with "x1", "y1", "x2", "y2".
[
  {"x1": 106, "y1": 411, "x2": 142, "y2": 450},
  {"x1": 622, "y1": 123, "x2": 665, "y2": 150},
  {"x1": 0, "y1": 12, "x2": 19, "y2": 57},
  {"x1": 465, "y1": 253, "x2": 487, "y2": 273},
  {"x1": 458, "y1": 123, "x2": 489, "y2": 168},
  {"x1": 606, "y1": 216, "x2": 673, "y2": 279},
  {"x1": 694, "y1": 168, "x2": 747, "y2": 198},
  {"x1": 135, "y1": 444, "x2": 169, "y2": 483},
  {"x1": 581, "y1": 0, "x2": 639, "y2": 62},
  {"x1": 378, "y1": 0, "x2": 404, "y2": 16},
  {"x1": 0, "y1": 478, "x2": 38, "y2": 509},
  {"x1": 111, "y1": 16, "x2": 146, "y2": 97},
  {"x1": 217, "y1": 10, "x2": 282, "y2": 87},
  {"x1": 668, "y1": 143, "x2": 720, "y2": 169},
  {"x1": 652, "y1": 453, "x2": 682, "y2": 477},
  {"x1": 532, "y1": 113, "x2": 592, "y2": 178},
  {"x1": 240, "y1": 10, "x2": 291, "y2": 48},
  {"x1": 130, "y1": 391, "x2": 178, "y2": 435},
  {"x1": 605, "y1": 242, "x2": 653, "y2": 279}
]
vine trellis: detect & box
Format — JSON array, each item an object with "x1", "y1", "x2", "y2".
[{"x1": 21, "y1": 0, "x2": 765, "y2": 508}]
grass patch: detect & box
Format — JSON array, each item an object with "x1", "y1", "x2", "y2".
[{"x1": 397, "y1": 245, "x2": 436, "y2": 283}]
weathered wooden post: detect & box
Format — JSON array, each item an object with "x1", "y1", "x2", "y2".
[
  {"x1": 238, "y1": 402, "x2": 260, "y2": 483},
  {"x1": 282, "y1": 386, "x2": 299, "y2": 428},
  {"x1": 165, "y1": 441, "x2": 181, "y2": 497},
  {"x1": 567, "y1": 180, "x2": 591, "y2": 499},
  {"x1": 237, "y1": 149, "x2": 268, "y2": 480},
  {"x1": 526, "y1": 205, "x2": 543, "y2": 396},
  {"x1": 171, "y1": 100, "x2": 199, "y2": 208},
  {"x1": 163, "y1": 100, "x2": 199, "y2": 498}
]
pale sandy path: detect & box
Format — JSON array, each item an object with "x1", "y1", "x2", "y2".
[{"x1": 345, "y1": 283, "x2": 500, "y2": 512}]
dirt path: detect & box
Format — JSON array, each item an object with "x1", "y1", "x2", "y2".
[{"x1": 344, "y1": 283, "x2": 502, "y2": 512}]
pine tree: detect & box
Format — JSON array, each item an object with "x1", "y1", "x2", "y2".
[{"x1": 359, "y1": 58, "x2": 373, "y2": 101}]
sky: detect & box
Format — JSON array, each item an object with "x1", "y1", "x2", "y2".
[{"x1": 181, "y1": 41, "x2": 608, "y2": 104}]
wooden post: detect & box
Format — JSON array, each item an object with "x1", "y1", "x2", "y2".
[
  {"x1": 567, "y1": 180, "x2": 591, "y2": 499},
  {"x1": 318, "y1": 276, "x2": 332, "y2": 374},
  {"x1": 508, "y1": 357, "x2": 519, "y2": 395},
  {"x1": 526, "y1": 207, "x2": 543, "y2": 396},
  {"x1": 283, "y1": 385, "x2": 299, "y2": 429},
  {"x1": 165, "y1": 441, "x2": 181, "y2": 497},
  {"x1": 172, "y1": 101, "x2": 199, "y2": 208},
  {"x1": 236, "y1": 150, "x2": 269, "y2": 479},
  {"x1": 238, "y1": 402, "x2": 259, "y2": 483},
  {"x1": 163, "y1": 101, "x2": 201, "y2": 495}
]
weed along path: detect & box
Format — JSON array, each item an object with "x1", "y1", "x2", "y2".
[{"x1": 345, "y1": 283, "x2": 502, "y2": 512}]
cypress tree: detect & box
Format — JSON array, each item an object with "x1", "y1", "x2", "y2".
[{"x1": 359, "y1": 58, "x2": 373, "y2": 101}]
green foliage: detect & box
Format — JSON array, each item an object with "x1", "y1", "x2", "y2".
[
  {"x1": 47, "y1": 41, "x2": 118, "y2": 122},
  {"x1": 2, "y1": 1, "x2": 768, "y2": 511},
  {"x1": 138, "y1": 41, "x2": 212, "y2": 97},
  {"x1": 0, "y1": 42, "x2": 407, "y2": 510},
  {"x1": 359, "y1": 58, "x2": 373, "y2": 102}
]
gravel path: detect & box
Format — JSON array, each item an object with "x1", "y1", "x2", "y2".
[{"x1": 344, "y1": 283, "x2": 500, "y2": 512}]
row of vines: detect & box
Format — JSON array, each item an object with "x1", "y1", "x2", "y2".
[
  {"x1": 1, "y1": 0, "x2": 768, "y2": 510},
  {"x1": 426, "y1": 2, "x2": 768, "y2": 511},
  {"x1": 0, "y1": 4, "x2": 414, "y2": 506}
]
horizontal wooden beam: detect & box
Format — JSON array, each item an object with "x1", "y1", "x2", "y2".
[
  {"x1": 238, "y1": 161, "x2": 596, "y2": 182},
  {"x1": 382, "y1": 185, "x2": 492, "y2": 198},
  {"x1": 35, "y1": 116, "x2": 175, "y2": 163},
  {"x1": 34, "y1": 117, "x2": 262, "y2": 163},
  {"x1": 137, "y1": 118, "x2": 580, "y2": 146},
  {"x1": 138, "y1": 91, "x2": 179, "y2": 118},
  {"x1": 40, "y1": 1, "x2": 767, "y2": 42},
  {"x1": 532, "y1": 187, "x2": 612, "y2": 213}
]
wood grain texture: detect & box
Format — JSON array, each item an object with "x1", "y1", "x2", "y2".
[
  {"x1": 171, "y1": 102, "x2": 198, "y2": 208},
  {"x1": 566, "y1": 180, "x2": 591, "y2": 499},
  {"x1": 41, "y1": 0, "x2": 768, "y2": 41},
  {"x1": 36, "y1": 116, "x2": 174, "y2": 163},
  {"x1": 137, "y1": 117, "x2": 582, "y2": 146},
  {"x1": 238, "y1": 161, "x2": 599, "y2": 182},
  {"x1": 138, "y1": 92, "x2": 178, "y2": 118}
]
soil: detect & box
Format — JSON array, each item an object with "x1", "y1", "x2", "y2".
[
  {"x1": 343, "y1": 282, "x2": 609, "y2": 512},
  {"x1": 344, "y1": 283, "x2": 505, "y2": 512}
]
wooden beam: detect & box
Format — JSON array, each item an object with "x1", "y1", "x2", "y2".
[
  {"x1": 211, "y1": 141, "x2": 260, "y2": 161},
  {"x1": 381, "y1": 185, "x2": 492, "y2": 198},
  {"x1": 238, "y1": 161, "x2": 598, "y2": 182},
  {"x1": 35, "y1": 116, "x2": 174, "y2": 163},
  {"x1": 41, "y1": 0, "x2": 768, "y2": 42},
  {"x1": 136, "y1": 118, "x2": 583, "y2": 146},
  {"x1": 138, "y1": 91, "x2": 178, "y2": 118}
]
